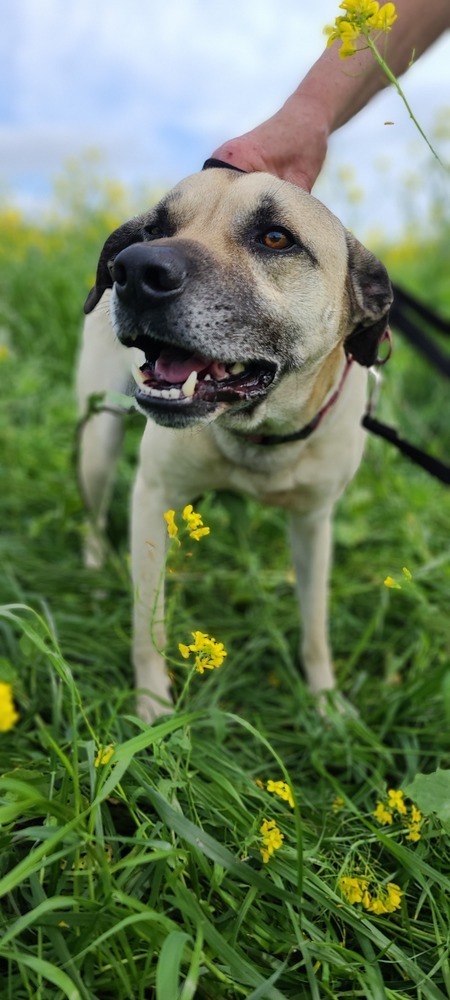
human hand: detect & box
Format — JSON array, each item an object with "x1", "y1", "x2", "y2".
[{"x1": 211, "y1": 94, "x2": 330, "y2": 192}]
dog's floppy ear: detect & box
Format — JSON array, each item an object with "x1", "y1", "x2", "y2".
[
  {"x1": 344, "y1": 232, "x2": 393, "y2": 367},
  {"x1": 84, "y1": 217, "x2": 144, "y2": 314}
]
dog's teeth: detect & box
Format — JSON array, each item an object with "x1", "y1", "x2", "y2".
[
  {"x1": 204, "y1": 373, "x2": 212, "y2": 381},
  {"x1": 160, "y1": 388, "x2": 182, "y2": 400},
  {"x1": 230, "y1": 362, "x2": 245, "y2": 375},
  {"x1": 181, "y1": 370, "x2": 198, "y2": 397},
  {"x1": 131, "y1": 364, "x2": 146, "y2": 386}
]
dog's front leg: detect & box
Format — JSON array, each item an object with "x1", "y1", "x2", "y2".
[
  {"x1": 76, "y1": 297, "x2": 133, "y2": 569},
  {"x1": 288, "y1": 507, "x2": 335, "y2": 697},
  {"x1": 131, "y1": 466, "x2": 174, "y2": 723}
]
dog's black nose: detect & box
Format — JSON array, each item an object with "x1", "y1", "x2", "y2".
[{"x1": 112, "y1": 243, "x2": 187, "y2": 307}]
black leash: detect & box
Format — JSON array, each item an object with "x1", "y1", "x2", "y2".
[
  {"x1": 389, "y1": 284, "x2": 450, "y2": 376},
  {"x1": 364, "y1": 282, "x2": 450, "y2": 485},
  {"x1": 362, "y1": 412, "x2": 450, "y2": 484}
]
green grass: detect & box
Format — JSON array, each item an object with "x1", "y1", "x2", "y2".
[{"x1": 0, "y1": 184, "x2": 450, "y2": 999}]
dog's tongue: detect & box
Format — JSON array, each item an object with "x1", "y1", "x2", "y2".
[
  {"x1": 154, "y1": 349, "x2": 210, "y2": 383},
  {"x1": 154, "y1": 348, "x2": 227, "y2": 383}
]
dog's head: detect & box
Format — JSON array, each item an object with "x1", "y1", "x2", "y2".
[{"x1": 85, "y1": 169, "x2": 392, "y2": 427}]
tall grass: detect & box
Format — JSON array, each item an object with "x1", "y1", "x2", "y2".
[{"x1": 0, "y1": 159, "x2": 449, "y2": 998}]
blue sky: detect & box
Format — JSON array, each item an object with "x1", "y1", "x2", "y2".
[{"x1": 1, "y1": 0, "x2": 449, "y2": 238}]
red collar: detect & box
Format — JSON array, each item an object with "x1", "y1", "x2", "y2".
[{"x1": 234, "y1": 357, "x2": 354, "y2": 447}]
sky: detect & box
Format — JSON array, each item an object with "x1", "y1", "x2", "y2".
[{"x1": 1, "y1": 0, "x2": 449, "y2": 240}]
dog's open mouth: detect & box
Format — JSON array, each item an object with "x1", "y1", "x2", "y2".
[{"x1": 130, "y1": 338, "x2": 276, "y2": 413}]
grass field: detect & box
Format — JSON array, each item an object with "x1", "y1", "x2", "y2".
[{"x1": 0, "y1": 166, "x2": 450, "y2": 999}]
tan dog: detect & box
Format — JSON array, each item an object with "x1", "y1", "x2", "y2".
[{"x1": 77, "y1": 167, "x2": 392, "y2": 722}]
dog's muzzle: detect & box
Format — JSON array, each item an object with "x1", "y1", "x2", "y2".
[{"x1": 110, "y1": 243, "x2": 277, "y2": 423}]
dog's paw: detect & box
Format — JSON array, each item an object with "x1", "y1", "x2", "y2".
[
  {"x1": 317, "y1": 688, "x2": 359, "y2": 722},
  {"x1": 136, "y1": 689, "x2": 174, "y2": 726},
  {"x1": 83, "y1": 525, "x2": 106, "y2": 571}
]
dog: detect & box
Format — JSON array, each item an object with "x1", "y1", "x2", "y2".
[{"x1": 77, "y1": 164, "x2": 392, "y2": 722}]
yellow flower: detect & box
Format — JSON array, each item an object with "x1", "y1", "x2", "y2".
[
  {"x1": 0, "y1": 682, "x2": 20, "y2": 732},
  {"x1": 326, "y1": 1, "x2": 397, "y2": 59},
  {"x1": 178, "y1": 630, "x2": 227, "y2": 673},
  {"x1": 385, "y1": 882, "x2": 403, "y2": 911},
  {"x1": 369, "y1": 1, "x2": 397, "y2": 30},
  {"x1": 340, "y1": 876, "x2": 403, "y2": 913},
  {"x1": 325, "y1": 16, "x2": 359, "y2": 55},
  {"x1": 332, "y1": 795, "x2": 345, "y2": 813},
  {"x1": 405, "y1": 803, "x2": 423, "y2": 841},
  {"x1": 387, "y1": 788, "x2": 407, "y2": 815},
  {"x1": 405, "y1": 825, "x2": 421, "y2": 842},
  {"x1": 181, "y1": 504, "x2": 210, "y2": 541},
  {"x1": 260, "y1": 818, "x2": 284, "y2": 862},
  {"x1": 410, "y1": 804, "x2": 422, "y2": 825},
  {"x1": 373, "y1": 801, "x2": 394, "y2": 825},
  {"x1": 266, "y1": 779, "x2": 295, "y2": 809},
  {"x1": 94, "y1": 744, "x2": 114, "y2": 767},
  {"x1": 164, "y1": 509, "x2": 178, "y2": 539},
  {"x1": 373, "y1": 791, "x2": 423, "y2": 842},
  {"x1": 339, "y1": 876, "x2": 369, "y2": 904},
  {"x1": 367, "y1": 896, "x2": 388, "y2": 914},
  {"x1": 384, "y1": 576, "x2": 402, "y2": 589}
]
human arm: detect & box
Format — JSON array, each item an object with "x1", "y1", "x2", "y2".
[{"x1": 211, "y1": 0, "x2": 450, "y2": 190}]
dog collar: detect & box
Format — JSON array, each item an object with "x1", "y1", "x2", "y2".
[
  {"x1": 202, "y1": 158, "x2": 247, "y2": 173},
  {"x1": 233, "y1": 357, "x2": 354, "y2": 447}
]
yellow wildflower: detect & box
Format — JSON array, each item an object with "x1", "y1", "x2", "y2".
[
  {"x1": 325, "y1": 17, "x2": 359, "y2": 57},
  {"x1": 373, "y1": 801, "x2": 394, "y2": 825},
  {"x1": 340, "y1": 876, "x2": 403, "y2": 913},
  {"x1": 370, "y1": 1, "x2": 397, "y2": 30},
  {"x1": 266, "y1": 779, "x2": 295, "y2": 809},
  {"x1": 410, "y1": 804, "x2": 422, "y2": 825},
  {"x1": 178, "y1": 630, "x2": 227, "y2": 673},
  {"x1": 384, "y1": 567, "x2": 412, "y2": 589},
  {"x1": 0, "y1": 682, "x2": 20, "y2": 732},
  {"x1": 181, "y1": 504, "x2": 210, "y2": 541},
  {"x1": 387, "y1": 788, "x2": 407, "y2": 815},
  {"x1": 367, "y1": 896, "x2": 388, "y2": 914},
  {"x1": 332, "y1": 795, "x2": 345, "y2": 813},
  {"x1": 339, "y1": 876, "x2": 369, "y2": 904},
  {"x1": 260, "y1": 818, "x2": 284, "y2": 863},
  {"x1": 385, "y1": 882, "x2": 403, "y2": 909},
  {"x1": 326, "y1": 0, "x2": 397, "y2": 59},
  {"x1": 164, "y1": 509, "x2": 178, "y2": 539},
  {"x1": 94, "y1": 744, "x2": 114, "y2": 767},
  {"x1": 405, "y1": 803, "x2": 423, "y2": 841},
  {"x1": 373, "y1": 790, "x2": 423, "y2": 842},
  {"x1": 405, "y1": 824, "x2": 421, "y2": 843}
]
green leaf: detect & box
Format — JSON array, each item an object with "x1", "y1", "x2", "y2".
[
  {"x1": 156, "y1": 930, "x2": 192, "y2": 1000},
  {"x1": 404, "y1": 769, "x2": 450, "y2": 831},
  {"x1": 1, "y1": 951, "x2": 81, "y2": 1000}
]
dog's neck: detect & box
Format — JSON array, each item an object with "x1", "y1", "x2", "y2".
[
  {"x1": 232, "y1": 356, "x2": 354, "y2": 446},
  {"x1": 215, "y1": 345, "x2": 352, "y2": 449}
]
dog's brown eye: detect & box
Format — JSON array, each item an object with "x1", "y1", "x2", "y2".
[{"x1": 259, "y1": 229, "x2": 294, "y2": 250}]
